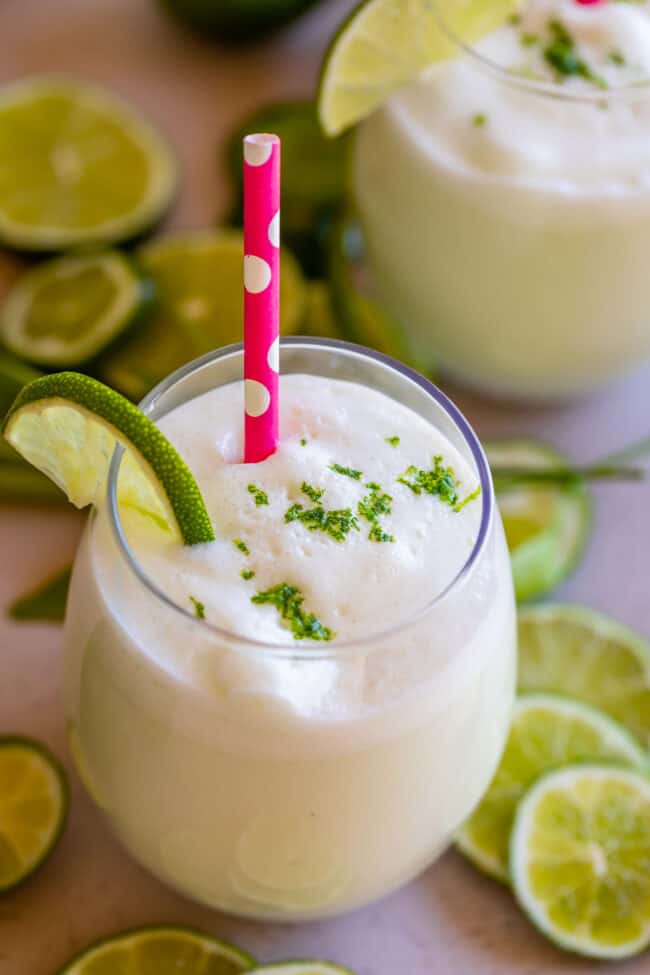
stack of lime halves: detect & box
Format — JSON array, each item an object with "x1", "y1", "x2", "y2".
[{"x1": 457, "y1": 604, "x2": 650, "y2": 961}]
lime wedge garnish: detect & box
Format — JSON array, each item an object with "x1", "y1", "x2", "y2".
[
  {"x1": 456, "y1": 693, "x2": 647, "y2": 883},
  {"x1": 3, "y1": 372, "x2": 214, "y2": 545},
  {"x1": 0, "y1": 736, "x2": 68, "y2": 893},
  {"x1": 518, "y1": 604, "x2": 650, "y2": 749},
  {"x1": 0, "y1": 77, "x2": 176, "y2": 251},
  {"x1": 59, "y1": 926, "x2": 255, "y2": 975},
  {"x1": 1, "y1": 251, "x2": 154, "y2": 367},
  {"x1": 158, "y1": 0, "x2": 320, "y2": 43},
  {"x1": 250, "y1": 965, "x2": 354, "y2": 975},
  {"x1": 511, "y1": 765, "x2": 650, "y2": 959},
  {"x1": 318, "y1": 0, "x2": 519, "y2": 136},
  {"x1": 100, "y1": 230, "x2": 306, "y2": 401},
  {"x1": 487, "y1": 439, "x2": 592, "y2": 603}
]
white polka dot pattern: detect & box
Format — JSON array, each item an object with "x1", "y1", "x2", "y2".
[
  {"x1": 267, "y1": 336, "x2": 280, "y2": 373},
  {"x1": 243, "y1": 255, "x2": 271, "y2": 294},
  {"x1": 243, "y1": 140, "x2": 273, "y2": 167},
  {"x1": 268, "y1": 210, "x2": 280, "y2": 248},
  {"x1": 245, "y1": 378, "x2": 271, "y2": 417}
]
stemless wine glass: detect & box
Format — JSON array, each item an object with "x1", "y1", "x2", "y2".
[
  {"x1": 354, "y1": 6, "x2": 650, "y2": 399},
  {"x1": 63, "y1": 339, "x2": 516, "y2": 920}
]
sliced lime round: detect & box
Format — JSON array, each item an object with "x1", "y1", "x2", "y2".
[
  {"x1": 456, "y1": 693, "x2": 647, "y2": 882},
  {"x1": 518, "y1": 604, "x2": 650, "y2": 749},
  {"x1": 318, "y1": 0, "x2": 519, "y2": 136},
  {"x1": 0, "y1": 736, "x2": 68, "y2": 893},
  {"x1": 511, "y1": 764, "x2": 650, "y2": 959},
  {"x1": 3, "y1": 372, "x2": 214, "y2": 545},
  {"x1": 59, "y1": 925, "x2": 255, "y2": 974},
  {"x1": 99, "y1": 230, "x2": 306, "y2": 401},
  {"x1": 487, "y1": 439, "x2": 592, "y2": 603},
  {"x1": 0, "y1": 78, "x2": 176, "y2": 251},
  {"x1": 1, "y1": 251, "x2": 154, "y2": 367}
]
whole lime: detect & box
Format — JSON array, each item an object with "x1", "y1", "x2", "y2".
[{"x1": 158, "y1": 0, "x2": 322, "y2": 42}]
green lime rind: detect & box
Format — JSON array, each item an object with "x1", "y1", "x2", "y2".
[
  {"x1": 455, "y1": 693, "x2": 648, "y2": 883},
  {"x1": 0, "y1": 77, "x2": 177, "y2": 252},
  {"x1": 318, "y1": 0, "x2": 519, "y2": 137},
  {"x1": 249, "y1": 964, "x2": 355, "y2": 975},
  {"x1": 487, "y1": 438, "x2": 592, "y2": 603},
  {"x1": 99, "y1": 230, "x2": 306, "y2": 401},
  {"x1": 158, "y1": 0, "x2": 321, "y2": 43},
  {"x1": 0, "y1": 736, "x2": 68, "y2": 894},
  {"x1": 3, "y1": 372, "x2": 214, "y2": 545},
  {"x1": 518, "y1": 604, "x2": 650, "y2": 750},
  {"x1": 510, "y1": 764, "x2": 650, "y2": 960},
  {"x1": 0, "y1": 251, "x2": 156, "y2": 367},
  {"x1": 58, "y1": 925, "x2": 255, "y2": 975}
]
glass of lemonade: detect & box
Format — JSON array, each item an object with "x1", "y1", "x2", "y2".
[
  {"x1": 354, "y1": 0, "x2": 650, "y2": 399},
  {"x1": 63, "y1": 338, "x2": 515, "y2": 920}
]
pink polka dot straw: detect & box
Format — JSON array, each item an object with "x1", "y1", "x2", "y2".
[{"x1": 243, "y1": 133, "x2": 280, "y2": 463}]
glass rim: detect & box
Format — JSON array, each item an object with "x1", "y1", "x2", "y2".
[
  {"x1": 106, "y1": 337, "x2": 495, "y2": 658},
  {"x1": 432, "y1": 2, "x2": 650, "y2": 104}
]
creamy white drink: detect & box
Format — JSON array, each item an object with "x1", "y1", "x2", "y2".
[
  {"x1": 63, "y1": 345, "x2": 515, "y2": 919},
  {"x1": 355, "y1": 0, "x2": 650, "y2": 398}
]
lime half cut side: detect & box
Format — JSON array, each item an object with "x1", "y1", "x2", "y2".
[
  {"x1": 0, "y1": 77, "x2": 176, "y2": 251},
  {"x1": 511, "y1": 764, "x2": 650, "y2": 960},
  {"x1": 0, "y1": 736, "x2": 68, "y2": 893},
  {"x1": 487, "y1": 439, "x2": 592, "y2": 603},
  {"x1": 518, "y1": 604, "x2": 650, "y2": 749},
  {"x1": 456, "y1": 693, "x2": 647, "y2": 883},
  {"x1": 1, "y1": 252, "x2": 154, "y2": 367},
  {"x1": 318, "y1": 0, "x2": 519, "y2": 136},
  {"x1": 3, "y1": 372, "x2": 214, "y2": 545},
  {"x1": 59, "y1": 926, "x2": 255, "y2": 975}
]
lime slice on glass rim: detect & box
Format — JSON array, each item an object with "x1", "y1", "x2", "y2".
[
  {"x1": 99, "y1": 230, "x2": 306, "y2": 401},
  {"x1": 1, "y1": 251, "x2": 155, "y2": 368},
  {"x1": 250, "y1": 964, "x2": 354, "y2": 975},
  {"x1": 3, "y1": 372, "x2": 214, "y2": 545},
  {"x1": 518, "y1": 604, "x2": 650, "y2": 749},
  {"x1": 318, "y1": 0, "x2": 520, "y2": 137},
  {"x1": 456, "y1": 693, "x2": 647, "y2": 883},
  {"x1": 0, "y1": 736, "x2": 68, "y2": 893},
  {"x1": 0, "y1": 77, "x2": 176, "y2": 251},
  {"x1": 510, "y1": 764, "x2": 650, "y2": 960},
  {"x1": 487, "y1": 439, "x2": 592, "y2": 603},
  {"x1": 59, "y1": 926, "x2": 255, "y2": 975}
]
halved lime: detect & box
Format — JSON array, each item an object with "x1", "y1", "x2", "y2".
[
  {"x1": 487, "y1": 439, "x2": 592, "y2": 603},
  {"x1": 518, "y1": 604, "x2": 650, "y2": 749},
  {"x1": 1, "y1": 251, "x2": 155, "y2": 367},
  {"x1": 59, "y1": 926, "x2": 255, "y2": 975},
  {"x1": 3, "y1": 372, "x2": 214, "y2": 545},
  {"x1": 100, "y1": 230, "x2": 306, "y2": 401},
  {"x1": 511, "y1": 764, "x2": 650, "y2": 959},
  {"x1": 0, "y1": 736, "x2": 68, "y2": 893},
  {"x1": 0, "y1": 78, "x2": 176, "y2": 251},
  {"x1": 250, "y1": 964, "x2": 354, "y2": 975},
  {"x1": 456, "y1": 693, "x2": 647, "y2": 882},
  {"x1": 318, "y1": 0, "x2": 519, "y2": 136}
]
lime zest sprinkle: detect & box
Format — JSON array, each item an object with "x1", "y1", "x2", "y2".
[
  {"x1": 358, "y1": 482, "x2": 394, "y2": 542},
  {"x1": 330, "y1": 462, "x2": 362, "y2": 480},
  {"x1": 454, "y1": 484, "x2": 482, "y2": 512},
  {"x1": 252, "y1": 583, "x2": 333, "y2": 641},
  {"x1": 544, "y1": 19, "x2": 607, "y2": 88},
  {"x1": 398, "y1": 455, "x2": 460, "y2": 506},
  {"x1": 241, "y1": 568, "x2": 255, "y2": 581},
  {"x1": 234, "y1": 538, "x2": 250, "y2": 555},
  {"x1": 472, "y1": 113, "x2": 488, "y2": 127},
  {"x1": 300, "y1": 437, "x2": 308, "y2": 446},
  {"x1": 385, "y1": 436, "x2": 400, "y2": 447},
  {"x1": 285, "y1": 502, "x2": 359, "y2": 542},
  {"x1": 247, "y1": 483, "x2": 269, "y2": 506},
  {"x1": 369, "y1": 523, "x2": 395, "y2": 544},
  {"x1": 301, "y1": 481, "x2": 325, "y2": 503},
  {"x1": 189, "y1": 596, "x2": 205, "y2": 619}
]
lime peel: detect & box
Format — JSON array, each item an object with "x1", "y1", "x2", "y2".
[{"x1": 3, "y1": 372, "x2": 214, "y2": 546}]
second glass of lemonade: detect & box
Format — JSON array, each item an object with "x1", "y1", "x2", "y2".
[{"x1": 63, "y1": 339, "x2": 516, "y2": 920}]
